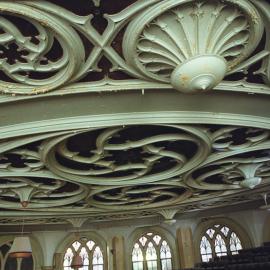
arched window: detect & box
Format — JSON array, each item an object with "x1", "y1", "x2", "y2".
[
  {"x1": 0, "y1": 241, "x2": 34, "y2": 270},
  {"x1": 132, "y1": 232, "x2": 172, "y2": 270},
  {"x1": 63, "y1": 238, "x2": 104, "y2": 270},
  {"x1": 200, "y1": 224, "x2": 243, "y2": 262}
]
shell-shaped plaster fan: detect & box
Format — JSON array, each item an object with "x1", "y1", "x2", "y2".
[
  {"x1": 238, "y1": 164, "x2": 262, "y2": 189},
  {"x1": 123, "y1": 0, "x2": 264, "y2": 93},
  {"x1": 240, "y1": 177, "x2": 262, "y2": 189}
]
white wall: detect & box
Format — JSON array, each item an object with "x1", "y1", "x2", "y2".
[{"x1": 2, "y1": 209, "x2": 269, "y2": 269}]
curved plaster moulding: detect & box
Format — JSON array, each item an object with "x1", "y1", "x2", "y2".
[
  {"x1": 123, "y1": 0, "x2": 264, "y2": 93},
  {"x1": 0, "y1": 177, "x2": 89, "y2": 209},
  {"x1": 0, "y1": 124, "x2": 270, "y2": 217},
  {"x1": 40, "y1": 125, "x2": 211, "y2": 186},
  {"x1": 0, "y1": 0, "x2": 269, "y2": 96}
]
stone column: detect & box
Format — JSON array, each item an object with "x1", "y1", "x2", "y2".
[
  {"x1": 53, "y1": 253, "x2": 62, "y2": 270},
  {"x1": 112, "y1": 236, "x2": 126, "y2": 270},
  {"x1": 177, "y1": 227, "x2": 195, "y2": 269}
]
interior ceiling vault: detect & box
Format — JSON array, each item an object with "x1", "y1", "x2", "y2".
[{"x1": 0, "y1": 0, "x2": 270, "y2": 227}]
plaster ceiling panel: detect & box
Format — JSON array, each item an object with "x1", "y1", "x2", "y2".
[
  {"x1": 0, "y1": 0, "x2": 268, "y2": 95},
  {"x1": 0, "y1": 124, "x2": 269, "y2": 225},
  {"x1": 0, "y1": 0, "x2": 269, "y2": 226}
]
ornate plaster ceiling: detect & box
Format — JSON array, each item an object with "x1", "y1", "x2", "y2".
[
  {"x1": 0, "y1": 124, "x2": 270, "y2": 226},
  {"x1": 0, "y1": 0, "x2": 269, "y2": 227}
]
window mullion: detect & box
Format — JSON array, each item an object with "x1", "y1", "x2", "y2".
[
  {"x1": 156, "y1": 244, "x2": 161, "y2": 270},
  {"x1": 89, "y1": 249, "x2": 93, "y2": 270},
  {"x1": 143, "y1": 248, "x2": 148, "y2": 270},
  {"x1": 207, "y1": 234, "x2": 215, "y2": 258}
]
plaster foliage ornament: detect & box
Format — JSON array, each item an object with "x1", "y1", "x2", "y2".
[
  {"x1": 185, "y1": 155, "x2": 270, "y2": 191},
  {"x1": 123, "y1": 0, "x2": 264, "y2": 93},
  {"x1": 67, "y1": 217, "x2": 88, "y2": 228},
  {"x1": 0, "y1": 177, "x2": 88, "y2": 209},
  {"x1": 40, "y1": 125, "x2": 211, "y2": 185},
  {"x1": 158, "y1": 209, "x2": 178, "y2": 225},
  {"x1": 0, "y1": 217, "x2": 67, "y2": 225},
  {"x1": 91, "y1": 210, "x2": 155, "y2": 222}
]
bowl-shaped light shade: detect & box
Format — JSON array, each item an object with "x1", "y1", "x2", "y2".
[
  {"x1": 9, "y1": 236, "x2": 32, "y2": 258},
  {"x1": 71, "y1": 254, "x2": 84, "y2": 269},
  {"x1": 171, "y1": 55, "x2": 227, "y2": 93}
]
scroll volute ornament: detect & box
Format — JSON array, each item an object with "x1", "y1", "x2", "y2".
[
  {"x1": 0, "y1": 1, "x2": 85, "y2": 95},
  {"x1": 123, "y1": 0, "x2": 264, "y2": 93}
]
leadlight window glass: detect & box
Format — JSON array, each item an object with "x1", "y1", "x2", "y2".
[
  {"x1": 0, "y1": 241, "x2": 34, "y2": 270},
  {"x1": 63, "y1": 239, "x2": 104, "y2": 270},
  {"x1": 132, "y1": 232, "x2": 172, "y2": 270},
  {"x1": 200, "y1": 224, "x2": 243, "y2": 262}
]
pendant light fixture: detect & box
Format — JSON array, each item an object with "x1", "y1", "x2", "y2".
[
  {"x1": 9, "y1": 236, "x2": 32, "y2": 258},
  {"x1": 71, "y1": 253, "x2": 84, "y2": 270},
  {"x1": 68, "y1": 218, "x2": 87, "y2": 270},
  {"x1": 8, "y1": 206, "x2": 32, "y2": 258}
]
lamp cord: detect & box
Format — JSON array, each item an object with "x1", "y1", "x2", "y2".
[{"x1": 21, "y1": 218, "x2": 25, "y2": 235}]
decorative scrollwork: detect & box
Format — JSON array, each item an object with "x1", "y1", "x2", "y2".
[
  {"x1": 249, "y1": 0, "x2": 270, "y2": 86},
  {"x1": 40, "y1": 125, "x2": 211, "y2": 185},
  {"x1": 185, "y1": 154, "x2": 270, "y2": 190},
  {"x1": 0, "y1": 176, "x2": 89, "y2": 209},
  {"x1": 212, "y1": 127, "x2": 270, "y2": 151},
  {"x1": 0, "y1": 0, "x2": 268, "y2": 95},
  {"x1": 0, "y1": 149, "x2": 44, "y2": 172},
  {"x1": 0, "y1": 1, "x2": 85, "y2": 94},
  {"x1": 0, "y1": 123, "x2": 269, "y2": 216},
  {"x1": 88, "y1": 183, "x2": 192, "y2": 210}
]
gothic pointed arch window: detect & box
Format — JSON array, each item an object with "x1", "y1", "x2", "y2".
[
  {"x1": 200, "y1": 224, "x2": 243, "y2": 262},
  {"x1": 132, "y1": 232, "x2": 173, "y2": 270},
  {"x1": 63, "y1": 238, "x2": 104, "y2": 270}
]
